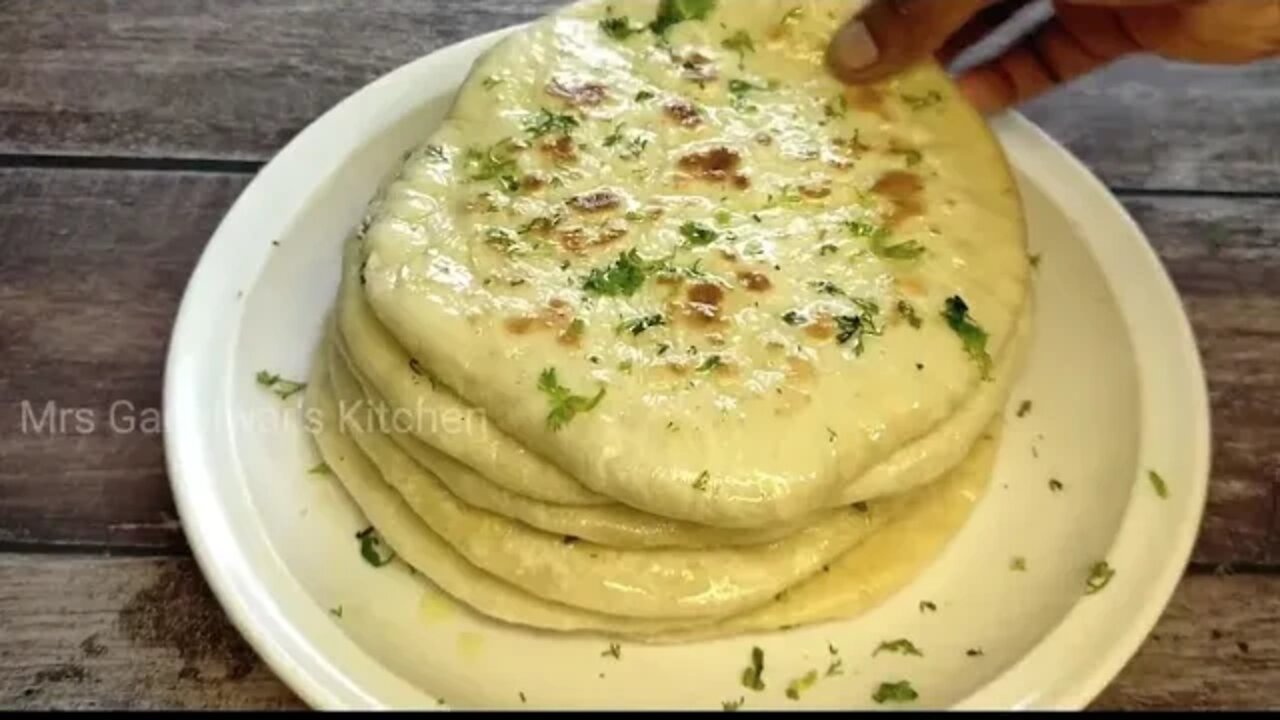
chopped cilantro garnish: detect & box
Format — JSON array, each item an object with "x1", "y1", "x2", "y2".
[
  {"x1": 482, "y1": 75, "x2": 502, "y2": 90},
  {"x1": 1010, "y1": 556, "x2": 1028, "y2": 572},
  {"x1": 834, "y1": 299, "x2": 882, "y2": 354},
  {"x1": 782, "y1": 310, "x2": 806, "y2": 327},
  {"x1": 901, "y1": 90, "x2": 944, "y2": 111},
  {"x1": 1148, "y1": 470, "x2": 1169, "y2": 499},
  {"x1": 942, "y1": 296, "x2": 993, "y2": 380},
  {"x1": 1086, "y1": 561, "x2": 1116, "y2": 595},
  {"x1": 780, "y1": 7, "x2": 804, "y2": 25},
  {"x1": 584, "y1": 249, "x2": 653, "y2": 297},
  {"x1": 356, "y1": 527, "x2": 395, "y2": 568},
  {"x1": 873, "y1": 639, "x2": 923, "y2": 657},
  {"x1": 784, "y1": 670, "x2": 819, "y2": 700},
  {"x1": 519, "y1": 691, "x2": 527, "y2": 703},
  {"x1": 872, "y1": 681, "x2": 918, "y2": 704},
  {"x1": 740, "y1": 646, "x2": 766, "y2": 691},
  {"x1": 1016, "y1": 400, "x2": 1033, "y2": 418},
  {"x1": 826, "y1": 643, "x2": 844, "y2": 676},
  {"x1": 329, "y1": 605, "x2": 343, "y2": 618},
  {"x1": 698, "y1": 355, "x2": 723, "y2": 372},
  {"x1": 871, "y1": 235, "x2": 926, "y2": 260},
  {"x1": 824, "y1": 95, "x2": 849, "y2": 119},
  {"x1": 523, "y1": 108, "x2": 580, "y2": 138},
  {"x1": 603, "y1": 123, "x2": 626, "y2": 148},
  {"x1": 619, "y1": 313, "x2": 667, "y2": 336},
  {"x1": 635, "y1": 89, "x2": 656, "y2": 102},
  {"x1": 693, "y1": 470, "x2": 711, "y2": 491},
  {"x1": 721, "y1": 30, "x2": 755, "y2": 66},
  {"x1": 919, "y1": 600, "x2": 937, "y2": 613},
  {"x1": 966, "y1": 648, "x2": 985, "y2": 657},
  {"x1": 722, "y1": 697, "x2": 745, "y2": 711},
  {"x1": 602, "y1": 643, "x2": 622, "y2": 659},
  {"x1": 897, "y1": 300, "x2": 922, "y2": 329},
  {"x1": 680, "y1": 221, "x2": 719, "y2": 246},
  {"x1": 308, "y1": 462, "x2": 331, "y2": 476},
  {"x1": 537, "y1": 368, "x2": 606, "y2": 431},
  {"x1": 650, "y1": 0, "x2": 718, "y2": 36},
  {"x1": 600, "y1": 15, "x2": 643, "y2": 40},
  {"x1": 847, "y1": 219, "x2": 889, "y2": 241},
  {"x1": 1049, "y1": 478, "x2": 1065, "y2": 492},
  {"x1": 463, "y1": 140, "x2": 521, "y2": 186},
  {"x1": 255, "y1": 371, "x2": 306, "y2": 400}
]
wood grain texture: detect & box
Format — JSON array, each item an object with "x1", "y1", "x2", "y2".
[
  {"x1": 0, "y1": 1, "x2": 1276, "y2": 192},
  {"x1": 0, "y1": 555, "x2": 1274, "y2": 710},
  {"x1": 0, "y1": 169, "x2": 250, "y2": 550},
  {"x1": 1, "y1": 170, "x2": 1277, "y2": 562}
]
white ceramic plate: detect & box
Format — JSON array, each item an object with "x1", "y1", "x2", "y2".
[{"x1": 163, "y1": 26, "x2": 1210, "y2": 711}]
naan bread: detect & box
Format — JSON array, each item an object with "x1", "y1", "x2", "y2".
[
  {"x1": 306, "y1": 351, "x2": 996, "y2": 639},
  {"x1": 358, "y1": 0, "x2": 1030, "y2": 527}
]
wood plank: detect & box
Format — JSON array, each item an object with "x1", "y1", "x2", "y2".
[
  {"x1": 1, "y1": 1, "x2": 1277, "y2": 192},
  {"x1": 1, "y1": 169, "x2": 1278, "y2": 561},
  {"x1": 1, "y1": 555, "x2": 1275, "y2": 709},
  {"x1": 0, "y1": 169, "x2": 250, "y2": 550}
]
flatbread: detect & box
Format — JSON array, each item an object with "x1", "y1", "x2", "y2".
[{"x1": 358, "y1": 0, "x2": 1031, "y2": 527}]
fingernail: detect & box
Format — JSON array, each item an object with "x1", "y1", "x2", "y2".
[{"x1": 830, "y1": 20, "x2": 880, "y2": 73}]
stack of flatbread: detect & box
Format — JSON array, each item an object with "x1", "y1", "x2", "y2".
[{"x1": 305, "y1": 0, "x2": 1032, "y2": 641}]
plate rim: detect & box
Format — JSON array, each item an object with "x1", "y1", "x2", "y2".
[{"x1": 163, "y1": 25, "x2": 1211, "y2": 711}]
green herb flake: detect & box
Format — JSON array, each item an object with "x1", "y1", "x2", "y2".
[
  {"x1": 693, "y1": 470, "x2": 711, "y2": 492},
  {"x1": 1148, "y1": 470, "x2": 1169, "y2": 499},
  {"x1": 740, "y1": 646, "x2": 766, "y2": 691},
  {"x1": 966, "y1": 648, "x2": 985, "y2": 658},
  {"x1": 680, "y1": 221, "x2": 719, "y2": 246},
  {"x1": 871, "y1": 235, "x2": 926, "y2": 260},
  {"x1": 1030, "y1": 253, "x2": 1043, "y2": 269},
  {"x1": 721, "y1": 30, "x2": 755, "y2": 66},
  {"x1": 721, "y1": 697, "x2": 745, "y2": 711},
  {"x1": 329, "y1": 605, "x2": 343, "y2": 619},
  {"x1": 826, "y1": 643, "x2": 844, "y2": 677},
  {"x1": 919, "y1": 600, "x2": 937, "y2": 613},
  {"x1": 523, "y1": 108, "x2": 580, "y2": 138},
  {"x1": 482, "y1": 75, "x2": 502, "y2": 90},
  {"x1": 635, "y1": 89, "x2": 656, "y2": 102},
  {"x1": 873, "y1": 639, "x2": 923, "y2": 658},
  {"x1": 255, "y1": 371, "x2": 307, "y2": 400},
  {"x1": 784, "y1": 669, "x2": 819, "y2": 701},
  {"x1": 847, "y1": 219, "x2": 889, "y2": 241},
  {"x1": 780, "y1": 7, "x2": 804, "y2": 26},
  {"x1": 897, "y1": 300, "x2": 922, "y2": 329},
  {"x1": 1010, "y1": 556, "x2": 1028, "y2": 572},
  {"x1": 782, "y1": 310, "x2": 806, "y2": 327},
  {"x1": 602, "y1": 643, "x2": 622, "y2": 660},
  {"x1": 584, "y1": 249, "x2": 653, "y2": 297},
  {"x1": 600, "y1": 15, "x2": 643, "y2": 40},
  {"x1": 603, "y1": 123, "x2": 627, "y2": 148},
  {"x1": 1086, "y1": 561, "x2": 1116, "y2": 595},
  {"x1": 1016, "y1": 400, "x2": 1033, "y2": 418},
  {"x1": 714, "y1": 209, "x2": 733, "y2": 226},
  {"x1": 872, "y1": 680, "x2": 918, "y2": 705},
  {"x1": 1049, "y1": 478, "x2": 1065, "y2": 492},
  {"x1": 824, "y1": 95, "x2": 849, "y2": 120},
  {"x1": 698, "y1": 355, "x2": 723, "y2": 373},
  {"x1": 356, "y1": 527, "x2": 395, "y2": 568},
  {"x1": 942, "y1": 296, "x2": 993, "y2": 380},
  {"x1": 537, "y1": 367, "x2": 607, "y2": 431},
  {"x1": 650, "y1": 0, "x2": 718, "y2": 36},
  {"x1": 618, "y1": 313, "x2": 667, "y2": 336},
  {"x1": 308, "y1": 462, "x2": 331, "y2": 476},
  {"x1": 462, "y1": 140, "x2": 521, "y2": 186},
  {"x1": 519, "y1": 691, "x2": 527, "y2": 704},
  {"x1": 901, "y1": 90, "x2": 944, "y2": 111}
]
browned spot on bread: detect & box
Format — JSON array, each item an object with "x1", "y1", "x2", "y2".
[
  {"x1": 664, "y1": 99, "x2": 703, "y2": 128},
  {"x1": 800, "y1": 180, "x2": 832, "y2": 199},
  {"x1": 804, "y1": 316, "x2": 836, "y2": 340},
  {"x1": 540, "y1": 135, "x2": 577, "y2": 163},
  {"x1": 599, "y1": 218, "x2": 629, "y2": 245},
  {"x1": 521, "y1": 173, "x2": 549, "y2": 192},
  {"x1": 570, "y1": 190, "x2": 622, "y2": 213},
  {"x1": 848, "y1": 85, "x2": 890, "y2": 119},
  {"x1": 737, "y1": 271, "x2": 772, "y2": 292},
  {"x1": 507, "y1": 300, "x2": 575, "y2": 337},
  {"x1": 683, "y1": 282, "x2": 727, "y2": 325},
  {"x1": 786, "y1": 356, "x2": 816, "y2": 382},
  {"x1": 505, "y1": 316, "x2": 536, "y2": 335},
  {"x1": 557, "y1": 226, "x2": 588, "y2": 253},
  {"x1": 872, "y1": 171, "x2": 925, "y2": 226},
  {"x1": 547, "y1": 76, "x2": 608, "y2": 107},
  {"x1": 732, "y1": 174, "x2": 752, "y2": 189},
  {"x1": 679, "y1": 147, "x2": 748, "y2": 188}
]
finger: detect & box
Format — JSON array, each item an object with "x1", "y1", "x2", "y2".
[
  {"x1": 956, "y1": 9, "x2": 1142, "y2": 113},
  {"x1": 828, "y1": 0, "x2": 995, "y2": 84},
  {"x1": 937, "y1": 0, "x2": 1037, "y2": 66}
]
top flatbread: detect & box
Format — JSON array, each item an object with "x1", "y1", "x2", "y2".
[{"x1": 358, "y1": 0, "x2": 1030, "y2": 527}]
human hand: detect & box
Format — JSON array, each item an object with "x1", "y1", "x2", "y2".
[{"x1": 827, "y1": 0, "x2": 1280, "y2": 113}]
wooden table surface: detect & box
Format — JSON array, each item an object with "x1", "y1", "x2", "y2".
[{"x1": 1, "y1": 0, "x2": 1278, "y2": 710}]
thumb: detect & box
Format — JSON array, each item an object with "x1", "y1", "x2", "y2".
[{"x1": 828, "y1": 0, "x2": 995, "y2": 83}]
